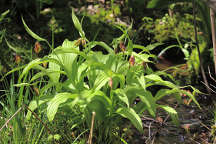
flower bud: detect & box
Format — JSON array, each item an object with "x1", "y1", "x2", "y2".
[
  {"x1": 34, "y1": 41, "x2": 42, "y2": 54},
  {"x1": 15, "y1": 54, "x2": 21, "y2": 64},
  {"x1": 108, "y1": 77, "x2": 113, "y2": 89}
]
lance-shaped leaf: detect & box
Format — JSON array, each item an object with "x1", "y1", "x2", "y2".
[
  {"x1": 72, "y1": 9, "x2": 85, "y2": 38},
  {"x1": 21, "y1": 16, "x2": 48, "y2": 42},
  {"x1": 116, "y1": 107, "x2": 143, "y2": 133}
]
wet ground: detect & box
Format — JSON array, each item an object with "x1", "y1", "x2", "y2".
[{"x1": 130, "y1": 96, "x2": 215, "y2": 144}]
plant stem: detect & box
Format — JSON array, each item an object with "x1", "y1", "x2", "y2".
[
  {"x1": 210, "y1": 8, "x2": 216, "y2": 75},
  {"x1": 193, "y1": 0, "x2": 210, "y2": 94},
  {"x1": 88, "y1": 111, "x2": 96, "y2": 144}
]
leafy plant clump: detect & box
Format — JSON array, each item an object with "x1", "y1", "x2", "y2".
[{"x1": 1, "y1": 9, "x2": 201, "y2": 143}]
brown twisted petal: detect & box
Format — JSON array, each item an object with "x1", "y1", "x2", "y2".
[
  {"x1": 129, "y1": 55, "x2": 135, "y2": 66},
  {"x1": 119, "y1": 41, "x2": 126, "y2": 52}
]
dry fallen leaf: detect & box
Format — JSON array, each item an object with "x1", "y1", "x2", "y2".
[{"x1": 156, "y1": 116, "x2": 163, "y2": 123}]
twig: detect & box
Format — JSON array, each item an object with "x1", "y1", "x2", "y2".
[
  {"x1": 201, "y1": 81, "x2": 216, "y2": 93},
  {"x1": 23, "y1": 104, "x2": 52, "y2": 135},
  {"x1": 193, "y1": 0, "x2": 211, "y2": 94},
  {"x1": 151, "y1": 135, "x2": 155, "y2": 144},
  {"x1": 189, "y1": 137, "x2": 201, "y2": 144},
  {"x1": 200, "y1": 122, "x2": 211, "y2": 131},
  {"x1": 0, "y1": 105, "x2": 23, "y2": 132},
  {"x1": 148, "y1": 122, "x2": 152, "y2": 138},
  {"x1": 208, "y1": 66, "x2": 216, "y2": 83},
  {"x1": 142, "y1": 116, "x2": 158, "y2": 123},
  {"x1": 210, "y1": 8, "x2": 216, "y2": 75},
  {"x1": 88, "y1": 111, "x2": 96, "y2": 144}
]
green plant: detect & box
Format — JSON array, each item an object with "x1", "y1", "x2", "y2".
[{"x1": 2, "y1": 8, "x2": 201, "y2": 143}]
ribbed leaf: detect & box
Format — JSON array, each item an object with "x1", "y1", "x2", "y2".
[
  {"x1": 47, "y1": 93, "x2": 78, "y2": 121},
  {"x1": 93, "y1": 72, "x2": 110, "y2": 90},
  {"x1": 116, "y1": 107, "x2": 143, "y2": 133}
]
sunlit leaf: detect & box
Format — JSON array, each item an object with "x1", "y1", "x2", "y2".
[
  {"x1": 113, "y1": 89, "x2": 129, "y2": 107},
  {"x1": 47, "y1": 93, "x2": 78, "y2": 121},
  {"x1": 116, "y1": 107, "x2": 143, "y2": 133},
  {"x1": 72, "y1": 9, "x2": 85, "y2": 38},
  {"x1": 138, "y1": 91, "x2": 156, "y2": 117}
]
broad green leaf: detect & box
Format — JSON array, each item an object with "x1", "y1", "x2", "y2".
[
  {"x1": 159, "y1": 105, "x2": 179, "y2": 126},
  {"x1": 40, "y1": 83, "x2": 56, "y2": 97},
  {"x1": 125, "y1": 86, "x2": 141, "y2": 105},
  {"x1": 21, "y1": 16, "x2": 47, "y2": 42},
  {"x1": 112, "y1": 74, "x2": 125, "y2": 88},
  {"x1": 145, "y1": 74, "x2": 177, "y2": 88},
  {"x1": 155, "y1": 88, "x2": 178, "y2": 100},
  {"x1": 137, "y1": 75, "x2": 146, "y2": 90},
  {"x1": 138, "y1": 91, "x2": 156, "y2": 117},
  {"x1": 145, "y1": 74, "x2": 163, "y2": 82},
  {"x1": 49, "y1": 39, "x2": 81, "y2": 82},
  {"x1": 48, "y1": 54, "x2": 61, "y2": 83},
  {"x1": 93, "y1": 72, "x2": 110, "y2": 90},
  {"x1": 116, "y1": 107, "x2": 143, "y2": 133},
  {"x1": 47, "y1": 93, "x2": 78, "y2": 121},
  {"x1": 87, "y1": 95, "x2": 110, "y2": 121},
  {"x1": 113, "y1": 89, "x2": 129, "y2": 107}
]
